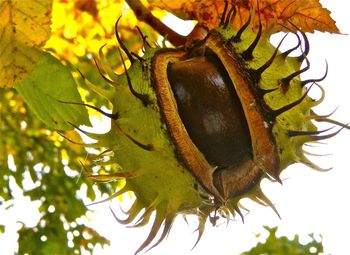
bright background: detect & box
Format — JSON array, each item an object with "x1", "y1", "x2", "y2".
[{"x1": 1, "y1": 1, "x2": 350, "y2": 254}]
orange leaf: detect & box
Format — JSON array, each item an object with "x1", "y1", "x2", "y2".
[
  {"x1": 149, "y1": 0, "x2": 339, "y2": 33},
  {"x1": 260, "y1": 0, "x2": 339, "y2": 33}
]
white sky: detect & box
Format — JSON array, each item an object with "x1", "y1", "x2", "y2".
[{"x1": 1, "y1": 1, "x2": 350, "y2": 255}]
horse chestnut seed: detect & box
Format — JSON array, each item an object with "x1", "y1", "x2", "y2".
[
  {"x1": 167, "y1": 53, "x2": 256, "y2": 198},
  {"x1": 167, "y1": 55, "x2": 252, "y2": 167}
]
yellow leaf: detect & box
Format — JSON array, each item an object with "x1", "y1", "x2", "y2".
[{"x1": 0, "y1": 0, "x2": 52, "y2": 88}]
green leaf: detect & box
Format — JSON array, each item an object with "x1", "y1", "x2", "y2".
[
  {"x1": 241, "y1": 226, "x2": 323, "y2": 255},
  {"x1": 15, "y1": 52, "x2": 91, "y2": 130}
]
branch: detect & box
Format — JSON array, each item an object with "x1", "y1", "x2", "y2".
[{"x1": 125, "y1": 0, "x2": 186, "y2": 46}]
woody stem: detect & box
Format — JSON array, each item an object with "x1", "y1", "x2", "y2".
[{"x1": 125, "y1": 0, "x2": 186, "y2": 46}]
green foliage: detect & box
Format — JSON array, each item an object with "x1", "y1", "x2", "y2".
[
  {"x1": 15, "y1": 52, "x2": 91, "y2": 131},
  {"x1": 241, "y1": 226, "x2": 324, "y2": 255},
  {"x1": 0, "y1": 88, "x2": 110, "y2": 254},
  {"x1": 18, "y1": 215, "x2": 110, "y2": 255}
]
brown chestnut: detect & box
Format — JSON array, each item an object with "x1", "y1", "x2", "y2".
[{"x1": 167, "y1": 54, "x2": 252, "y2": 169}]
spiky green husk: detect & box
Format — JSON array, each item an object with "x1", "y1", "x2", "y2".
[
  {"x1": 84, "y1": 23, "x2": 323, "y2": 253},
  {"x1": 85, "y1": 47, "x2": 208, "y2": 253}
]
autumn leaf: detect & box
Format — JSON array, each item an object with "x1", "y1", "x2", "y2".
[
  {"x1": 258, "y1": 0, "x2": 339, "y2": 33},
  {"x1": 148, "y1": 0, "x2": 339, "y2": 33},
  {"x1": 15, "y1": 52, "x2": 91, "y2": 131},
  {"x1": 0, "y1": 0, "x2": 53, "y2": 88}
]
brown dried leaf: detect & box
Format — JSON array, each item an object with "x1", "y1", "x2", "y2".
[{"x1": 149, "y1": 0, "x2": 339, "y2": 33}]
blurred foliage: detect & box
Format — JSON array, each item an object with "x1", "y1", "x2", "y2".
[
  {"x1": 0, "y1": 0, "x2": 142, "y2": 253},
  {"x1": 0, "y1": 88, "x2": 111, "y2": 254},
  {"x1": 241, "y1": 226, "x2": 324, "y2": 255}
]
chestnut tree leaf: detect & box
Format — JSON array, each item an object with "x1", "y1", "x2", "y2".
[
  {"x1": 0, "y1": 0, "x2": 52, "y2": 88},
  {"x1": 148, "y1": 0, "x2": 339, "y2": 33},
  {"x1": 260, "y1": 0, "x2": 339, "y2": 33},
  {"x1": 241, "y1": 226, "x2": 323, "y2": 255},
  {"x1": 15, "y1": 52, "x2": 91, "y2": 131}
]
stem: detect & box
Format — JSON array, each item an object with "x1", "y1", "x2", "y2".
[{"x1": 125, "y1": 0, "x2": 186, "y2": 46}]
